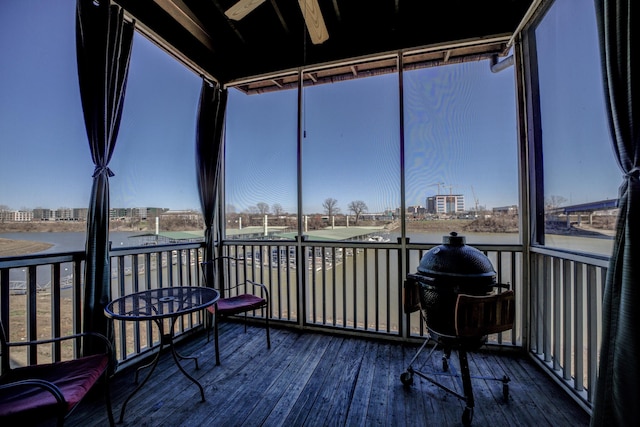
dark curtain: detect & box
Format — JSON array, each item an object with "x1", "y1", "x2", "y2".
[
  {"x1": 592, "y1": 0, "x2": 640, "y2": 425},
  {"x1": 196, "y1": 80, "x2": 228, "y2": 268},
  {"x1": 76, "y1": 0, "x2": 133, "y2": 355}
]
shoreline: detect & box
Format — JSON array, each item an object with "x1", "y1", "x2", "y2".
[
  {"x1": 0, "y1": 238, "x2": 54, "y2": 257},
  {"x1": 0, "y1": 216, "x2": 614, "y2": 258}
]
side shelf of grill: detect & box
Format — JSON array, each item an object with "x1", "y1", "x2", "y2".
[
  {"x1": 454, "y1": 290, "x2": 515, "y2": 337},
  {"x1": 402, "y1": 276, "x2": 423, "y2": 314}
]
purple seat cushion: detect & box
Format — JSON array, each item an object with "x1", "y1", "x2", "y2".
[
  {"x1": 207, "y1": 294, "x2": 266, "y2": 316},
  {"x1": 0, "y1": 353, "x2": 108, "y2": 419}
]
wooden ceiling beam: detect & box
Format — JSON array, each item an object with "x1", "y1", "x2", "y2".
[
  {"x1": 153, "y1": 0, "x2": 215, "y2": 51},
  {"x1": 269, "y1": 0, "x2": 290, "y2": 34},
  {"x1": 211, "y1": 0, "x2": 247, "y2": 44},
  {"x1": 332, "y1": 0, "x2": 341, "y2": 22}
]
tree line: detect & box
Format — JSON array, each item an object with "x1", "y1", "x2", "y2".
[{"x1": 227, "y1": 197, "x2": 369, "y2": 225}]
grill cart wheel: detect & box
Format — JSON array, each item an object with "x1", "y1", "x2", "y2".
[
  {"x1": 442, "y1": 355, "x2": 449, "y2": 372},
  {"x1": 400, "y1": 371, "x2": 413, "y2": 386},
  {"x1": 502, "y1": 375, "x2": 511, "y2": 401},
  {"x1": 462, "y1": 407, "x2": 474, "y2": 426}
]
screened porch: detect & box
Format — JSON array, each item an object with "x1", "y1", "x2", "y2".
[{"x1": 1, "y1": 0, "x2": 639, "y2": 425}]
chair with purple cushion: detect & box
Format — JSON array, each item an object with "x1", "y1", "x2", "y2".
[
  {"x1": 201, "y1": 257, "x2": 270, "y2": 365},
  {"x1": 0, "y1": 319, "x2": 114, "y2": 426}
]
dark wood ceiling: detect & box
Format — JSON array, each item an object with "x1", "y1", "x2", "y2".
[{"x1": 112, "y1": 0, "x2": 535, "y2": 85}]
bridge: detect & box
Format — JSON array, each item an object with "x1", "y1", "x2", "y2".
[
  {"x1": 560, "y1": 199, "x2": 618, "y2": 214},
  {"x1": 549, "y1": 199, "x2": 618, "y2": 229}
]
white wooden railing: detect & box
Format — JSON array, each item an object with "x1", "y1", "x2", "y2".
[{"x1": 1, "y1": 238, "x2": 606, "y2": 412}]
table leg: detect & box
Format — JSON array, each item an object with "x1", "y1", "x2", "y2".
[
  {"x1": 168, "y1": 316, "x2": 206, "y2": 402},
  {"x1": 119, "y1": 316, "x2": 207, "y2": 422},
  {"x1": 118, "y1": 319, "x2": 165, "y2": 423},
  {"x1": 134, "y1": 349, "x2": 159, "y2": 383},
  {"x1": 172, "y1": 345, "x2": 200, "y2": 369}
]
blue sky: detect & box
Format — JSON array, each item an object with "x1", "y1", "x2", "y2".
[
  {"x1": 225, "y1": 58, "x2": 520, "y2": 215},
  {"x1": 536, "y1": 0, "x2": 621, "y2": 206},
  {"x1": 0, "y1": 0, "x2": 622, "y2": 215},
  {"x1": 1, "y1": 0, "x2": 92, "y2": 210},
  {"x1": 0, "y1": 0, "x2": 201, "y2": 211}
]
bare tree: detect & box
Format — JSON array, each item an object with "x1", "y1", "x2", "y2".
[
  {"x1": 257, "y1": 202, "x2": 270, "y2": 215},
  {"x1": 545, "y1": 195, "x2": 568, "y2": 211},
  {"x1": 323, "y1": 198, "x2": 340, "y2": 216},
  {"x1": 307, "y1": 215, "x2": 324, "y2": 230},
  {"x1": 348, "y1": 200, "x2": 368, "y2": 225},
  {"x1": 272, "y1": 203, "x2": 284, "y2": 216},
  {"x1": 0, "y1": 205, "x2": 10, "y2": 223}
]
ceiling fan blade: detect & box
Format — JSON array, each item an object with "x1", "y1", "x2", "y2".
[
  {"x1": 298, "y1": 0, "x2": 329, "y2": 44},
  {"x1": 225, "y1": 0, "x2": 266, "y2": 21}
]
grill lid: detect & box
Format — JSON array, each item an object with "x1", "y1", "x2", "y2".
[{"x1": 416, "y1": 232, "x2": 496, "y2": 280}]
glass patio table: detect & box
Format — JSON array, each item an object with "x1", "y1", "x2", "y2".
[{"x1": 104, "y1": 286, "x2": 219, "y2": 422}]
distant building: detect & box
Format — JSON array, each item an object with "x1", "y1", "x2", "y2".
[
  {"x1": 359, "y1": 212, "x2": 392, "y2": 221},
  {"x1": 132, "y1": 207, "x2": 166, "y2": 220},
  {"x1": 56, "y1": 207, "x2": 73, "y2": 221},
  {"x1": 162, "y1": 210, "x2": 201, "y2": 221},
  {"x1": 11, "y1": 210, "x2": 33, "y2": 222},
  {"x1": 407, "y1": 205, "x2": 426, "y2": 217},
  {"x1": 493, "y1": 205, "x2": 518, "y2": 215},
  {"x1": 5, "y1": 206, "x2": 168, "y2": 222},
  {"x1": 73, "y1": 208, "x2": 88, "y2": 221},
  {"x1": 110, "y1": 208, "x2": 129, "y2": 220},
  {"x1": 426, "y1": 194, "x2": 465, "y2": 214},
  {"x1": 33, "y1": 208, "x2": 54, "y2": 221},
  {"x1": 108, "y1": 207, "x2": 167, "y2": 221}
]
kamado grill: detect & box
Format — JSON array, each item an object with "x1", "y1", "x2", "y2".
[{"x1": 400, "y1": 232, "x2": 515, "y2": 426}]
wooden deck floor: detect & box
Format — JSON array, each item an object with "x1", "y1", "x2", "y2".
[{"x1": 68, "y1": 322, "x2": 590, "y2": 427}]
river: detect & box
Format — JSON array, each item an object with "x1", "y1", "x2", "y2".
[
  {"x1": 2, "y1": 229, "x2": 613, "y2": 336},
  {"x1": 0, "y1": 231, "x2": 150, "y2": 254},
  {"x1": 0, "y1": 229, "x2": 613, "y2": 258},
  {"x1": 1, "y1": 230, "x2": 612, "y2": 292}
]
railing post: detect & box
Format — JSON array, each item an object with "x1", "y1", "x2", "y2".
[
  {"x1": 586, "y1": 265, "x2": 599, "y2": 403},
  {"x1": 562, "y1": 259, "x2": 573, "y2": 381},
  {"x1": 0, "y1": 268, "x2": 10, "y2": 374},
  {"x1": 400, "y1": 236, "x2": 410, "y2": 339},
  {"x1": 574, "y1": 263, "x2": 584, "y2": 392},
  {"x1": 297, "y1": 234, "x2": 307, "y2": 328}
]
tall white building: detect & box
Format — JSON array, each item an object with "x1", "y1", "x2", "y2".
[{"x1": 426, "y1": 194, "x2": 465, "y2": 214}]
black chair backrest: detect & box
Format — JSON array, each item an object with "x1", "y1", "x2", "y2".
[
  {"x1": 200, "y1": 260, "x2": 215, "y2": 288},
  {"x1": 0, "y1": 319, "x2": 8, "y2": 373},
  {"x1": 201, "y1": 256, "x2": 237, "y2": 298}
]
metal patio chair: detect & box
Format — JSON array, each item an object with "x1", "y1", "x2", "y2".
[
  {"x1": 0, "y1": 318, "x2": 115, "y2": 426},
  {"x1": 201, "y1": 256, "x2": 270, "y2": 365}
]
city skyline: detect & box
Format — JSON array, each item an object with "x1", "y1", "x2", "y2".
[{"x1": 0, "y1": 192, "x2": 517, "y2": 219}]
